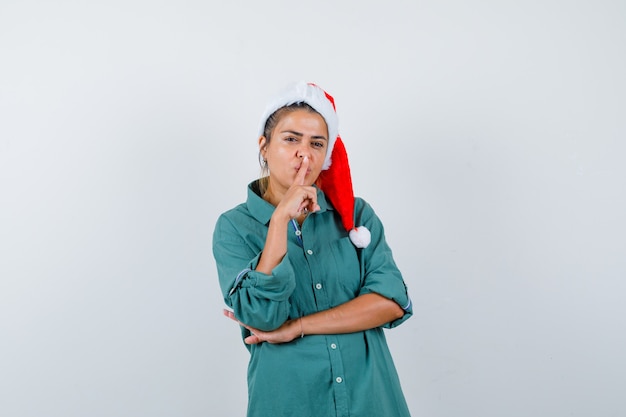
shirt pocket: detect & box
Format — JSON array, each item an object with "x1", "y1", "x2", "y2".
[{"x1": 328, "y1": 236, "x2": 362, "y2": 299}]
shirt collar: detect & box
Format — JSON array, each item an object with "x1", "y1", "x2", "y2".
[{"x1": 246, "y1": 180, "x2": 332, "y2": 225}]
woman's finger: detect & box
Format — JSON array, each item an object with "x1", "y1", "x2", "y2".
[
  {"x1": 294, "y1": 156, "x2": 309, "y2": 186},
  {"x1": 301, "y1": 189, "x2": 320, "y2": 214},
  {"x1": 223, "y1": 308, "x2": 238, "y2": 322},
  {"x1": 223, "y1": 308, "x2": 248, "y2": 326},
  {"x1": 244, "y1": 334, "x2": 264, "y2": 345},
  {"x1": 223, "y1": 309, "x2": 252, "y2": 330}
]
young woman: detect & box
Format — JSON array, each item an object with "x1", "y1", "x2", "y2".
[{"x1": 213, "y1": 81, "x2": 413, "y2": 417}]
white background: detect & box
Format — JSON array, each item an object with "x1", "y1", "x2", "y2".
[{"x1": 1, "y1": 1, "x2": 625, "y2": 416}]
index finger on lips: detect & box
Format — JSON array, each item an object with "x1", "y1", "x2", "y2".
[{"x1": 295, "y1": 156, "x2": 309, "y2": 186}]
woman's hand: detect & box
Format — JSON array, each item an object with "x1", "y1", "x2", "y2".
[
  {"x1": 256, "y1": 156, "x2": 320, "y2": 274},
  {"x1": 223, "y1": 309, "x2": 301, "y2": 345},
  {"x1": 274, "y1": 156, "x2": 321, "y2": 221}
]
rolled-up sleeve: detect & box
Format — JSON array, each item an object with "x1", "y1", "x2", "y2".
[
  {"x1": 355, "y1": 199, "x2": 413, "y2": 328},
  {"x1": 213, "y1": 215, "x2": 296, "y2": 331}
]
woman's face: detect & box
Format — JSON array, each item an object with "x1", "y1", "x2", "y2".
[{"x1": 260, "y1": 109, "x2": 328, "y2": 198}]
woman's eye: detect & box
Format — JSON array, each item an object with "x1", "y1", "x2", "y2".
[
  {"x1": 285, "y1": 136, "x2": 298, "y2": 142},
  {"x1": 312, "y1": 142, "x2": 325, "y2": 149}
]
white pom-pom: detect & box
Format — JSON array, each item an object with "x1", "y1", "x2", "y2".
[{"x1": 349, "y1": 226, "x2": 371, "y2": 248}]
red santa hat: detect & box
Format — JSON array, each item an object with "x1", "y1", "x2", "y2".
[{"x1": 258, "y1": 81, "x2": 371, "y2": 248}]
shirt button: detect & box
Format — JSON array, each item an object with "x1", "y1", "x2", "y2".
[
  {"x1": 315, "y1": 283, "x2": 322, "y2": 290},
  {"x1": 335, "y1": 377, "x2": 343, "y2": 384},
  {"x1": 330, "y1": 343, "x2": 337, "y2": 349},
  {"x1": 306, "y1": 249, "x2": 313, "y2": 255},
  {"x1": 295, "y1": 230, "x2": 302, "y2": 236}
]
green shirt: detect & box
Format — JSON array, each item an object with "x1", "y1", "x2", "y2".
[{"x1": 213, "y1": 181, "x2": 413, "y2": 417}]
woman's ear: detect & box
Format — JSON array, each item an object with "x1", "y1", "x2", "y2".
[{"x1": 258, "y1": 136, "x2": 267, "y2": 157}]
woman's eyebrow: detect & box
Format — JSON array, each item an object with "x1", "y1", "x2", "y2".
[
  {"x1": 280, "y1": 130, "x2": 328, "y2": 140},
  {"x1": 280, "y1": 130, "x2": 303, "y2": 136}
]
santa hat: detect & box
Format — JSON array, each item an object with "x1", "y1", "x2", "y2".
[{"x1": 258, "y1": 81, "x2": 371, "y2": 248}]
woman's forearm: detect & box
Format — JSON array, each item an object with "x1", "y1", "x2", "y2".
[
  {"x1": 227, "y1": 293, "x2": 405, "y2": 345},
  {"x1": 256, "y1": 211, "x2": 290, "y2": 274},
  {"x1": 301, "y1": 293, "x2": 404, "y2": 336}
]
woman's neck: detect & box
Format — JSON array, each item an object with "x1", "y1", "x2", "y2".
[{"x1": 262, "y1": 185, "x2": 282, "y2": 207}]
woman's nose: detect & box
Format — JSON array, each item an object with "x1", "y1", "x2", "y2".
[{"x1": 297, "y1": 146, "x2": 310, "y2": 159}]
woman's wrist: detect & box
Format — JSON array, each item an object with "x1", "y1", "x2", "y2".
[
  {"x1": 270, "y1": 207, "x2": 292, "y2": 225},
  {"x1": 289, "y1": 317, "x2": 305, "y2": 341}
]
